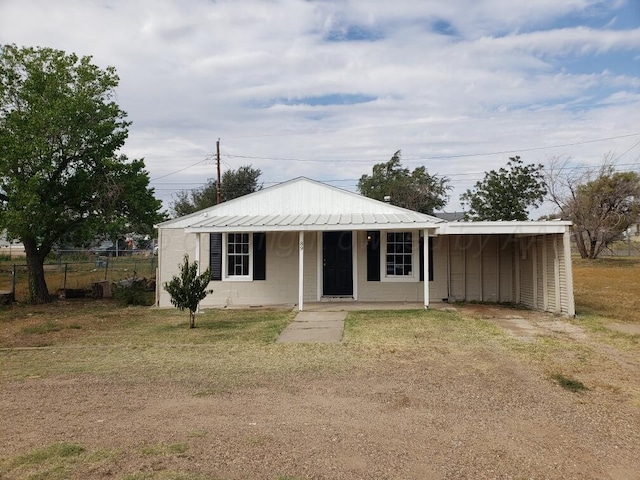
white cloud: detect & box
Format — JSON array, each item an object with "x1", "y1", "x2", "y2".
[{"x1": 1, "y1": 0, "x2": 639, "y2": 215}]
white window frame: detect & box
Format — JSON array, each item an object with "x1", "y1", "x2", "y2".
[
  {"x1": 380, "y1": 230, "x2": 419, "y2": 283},
  {"x1": 222, "y1": 232, "x2": 253, "y2": 281}
]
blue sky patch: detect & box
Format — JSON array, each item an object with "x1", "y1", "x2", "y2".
[
  {"x1": 274, "y1": 94, "x2": 377, "y2": 107},
  {"x1": 324, "y1": 24, "x2": 383, "y2": 42},
  {"x1": 431, "y1": 18, "x2": 457, "y2": 36},
  {"x1": 558, "y1": 49, "x2": 640, "y2": 78}
]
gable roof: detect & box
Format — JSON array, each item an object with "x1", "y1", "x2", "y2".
[{"x1": 159, "y1": 177, "x2": 443, "y2": 233}]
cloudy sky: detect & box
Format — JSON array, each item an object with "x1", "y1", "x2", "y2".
[{"x1": 2, "y1": 0, "x2": 639, "y2": 216}]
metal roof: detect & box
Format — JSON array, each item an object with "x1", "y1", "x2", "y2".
[
  {"x1": 159, "y1": 177, "x2": 444, "y2": 232},
  {"x1": 184, "y1": 212, "x2": 437, "y2": 233},
  {"x1": 158, "y1": 177, "x2": 572, "y2": 235}
]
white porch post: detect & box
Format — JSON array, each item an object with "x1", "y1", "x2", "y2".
[
  {"x1": 423, "y1": 228, "x2": 430, "y2": 309},
  {"x1": 532, "y1": 237, "x2": 538, "y2": 310},
  {"x1": 195, "y1": 232, "x2": 201, "y2": 313},
  {"x1": 563, "y1": 229, "x2": 576, "y2": 316},
  {"x1": 298, "y1": 231, "x2": 304, "y2": 311},
  {"x1": 195, "y1": 233, "x2": 201, "y2": 275}
]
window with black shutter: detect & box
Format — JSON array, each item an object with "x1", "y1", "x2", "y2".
[
  {"x1": 210, "y1": 232, "x2": 266, "y2": 281},
  {"x1": 419, "y1": 236, "x2": 434, "y2": 282},
  {"x1": 209, "y1": 233, "x2": 222, "y2": 281},
  {"x1": 253, "y1": 232, "x2": 266, "y2": 280},
  {"x1": 366, "y1": 231, "x2": 380, "y2": 281}
]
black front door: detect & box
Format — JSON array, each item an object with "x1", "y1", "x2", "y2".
[{"x1": 323, "y1": 231, "x2": 353, "y2": 296}]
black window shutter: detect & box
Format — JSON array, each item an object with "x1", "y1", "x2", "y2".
[
  {"x1": 210, "y1": 233, "x2": 222, "y2": 281},
  {"x1": 253, "y1": 232, "x2": 266, "y2": 280},
  {"x1": 366, "y1": 231, "x2": 380, "y2": 281},
  {"x1": 419, "y1": 236, "x2": 434, "y2": 282}
]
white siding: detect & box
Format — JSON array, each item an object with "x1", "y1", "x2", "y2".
[
  {"x1": 465, "y1": 236, "x2": 482, "y2": 301},
  {"x1": 448, "y1": 235, "x2": 465, "y2": 301},
  {"x1": 158, "y1": 231, "x2": 315, "y2": 308},
  {"x1": 498, "y1": 235, "x2": 514, "y2": 303},
  {"x1": 536, "y1": 237, "x2": 544, "y2": 310},
  {"x1": 546, "y1": 235, "x2": 558, "y2": 312},
  {"x1": 481, "y1": 235, "x2": 498, "y2": 302},
  {"x1": 157, "y1": 226, "x2": 573, "y2": 315},
  {"x1": 356, "y1": 231, "x2": 448, "y2": 302},
  {"x1": 519, "y1": 237, "x2": 535, "y2": 309}
]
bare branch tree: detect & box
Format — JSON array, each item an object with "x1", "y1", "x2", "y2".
[{"x1": 545, "y1": 154, "x2": 640, "y2": 259}]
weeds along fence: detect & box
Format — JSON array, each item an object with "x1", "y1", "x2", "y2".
[{"x1": 0, "y1": 253, "x2": 157, "y2": 302}]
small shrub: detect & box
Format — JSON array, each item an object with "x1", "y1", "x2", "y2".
[
  {"x1": 113, "y1": 282, "x2": 154, "y2": 306},
  {"x1": 551, "y1": 373, "x2": 588, "y2": 392}
]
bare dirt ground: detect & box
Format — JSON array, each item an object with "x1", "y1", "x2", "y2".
[{"x1": 1, "y1": 305, "x2": 640, "y2": 479}]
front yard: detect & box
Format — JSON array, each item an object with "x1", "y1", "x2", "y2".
[{"x1": 0, "y1": 258, "x2": 638, "y2": 479}]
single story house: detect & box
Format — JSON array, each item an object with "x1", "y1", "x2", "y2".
[{"x1": 156, "y1": 177, "x2": 575, "y2": 316}]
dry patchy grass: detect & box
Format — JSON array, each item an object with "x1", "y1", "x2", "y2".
[{"x1": 572, "y1": 257, "x2": 640, "y2": 323}]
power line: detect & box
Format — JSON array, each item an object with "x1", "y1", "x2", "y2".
[
  {"x1": 148, "y1": 132, "x2": 639, "y2": 184},
  {"x1": 222, "y1": 132, "x2": 640, "y2": 164},
  {"x1": 150, "y1": 158, "x2": 209, "y2": 181}
]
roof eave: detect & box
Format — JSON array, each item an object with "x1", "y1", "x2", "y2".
[{"x1": 184, "y1": 222, "x2": 441, "y2": 234}]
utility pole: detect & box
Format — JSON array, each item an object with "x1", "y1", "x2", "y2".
[{"x1": 216, "y1": 138, "x2": 221, "y2": 204}]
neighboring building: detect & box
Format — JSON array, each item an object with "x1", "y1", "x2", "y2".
[
  {"x1": 156, "y1": 177, "x2": 575, "y2": 315},
  {"x1": 433, "y1": 211, "x2": 466, "y2": 222}
]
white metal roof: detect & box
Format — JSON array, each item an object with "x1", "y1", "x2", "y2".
[
  {"x1": 159, "y1": 177, "x2": 444, "y2": 233},
  {"x1": 437, "y1": 220, "x2": 571, "y2": 235},
  {"x1": 158, "y1": 177, "x2": 571, "y2": 235}
]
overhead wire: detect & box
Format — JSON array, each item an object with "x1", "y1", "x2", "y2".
[{"x1": 148, "y1": 132, "x2": 640, "y2": 187}]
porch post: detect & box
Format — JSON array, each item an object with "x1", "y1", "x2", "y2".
[
  {"x1": 423, "y1": 228, "x2": 430, "y2": 309},
  {"x1": 532, "y1": 237, "x2": 538, "y2": 309},
  {"x1": 563, "y1": 229, "x2": 576, "y2": 316},
  {"x1": 195, "y1": 232, "x2": 201, "y2": 313},
  {"x1": 298, "y1": 231, "x2": 304, "y2": 311},
  {"x1": 195, "y1": 233, "x2": 201, "y2": 275}
]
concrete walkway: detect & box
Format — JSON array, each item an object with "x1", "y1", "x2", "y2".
[{"x1": 277, "y1": 311, "x2": 347, "y2": 344}]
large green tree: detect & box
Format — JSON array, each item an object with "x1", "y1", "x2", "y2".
[
  {"x1": 546, "y1": 157, "x2": 640, "y2": 259},
  {"x1": 460, "y1": 156, "x2": 546, "y2": 221},
  {"x1": 358, "y1": 151, "x2": 450, "y2": 214},
  {"x1": 0, "y1": 44, "x2": 163, "y2": 303},
  {"x1": 170, "y1": 165, "x2": 262, "y2": 217}
]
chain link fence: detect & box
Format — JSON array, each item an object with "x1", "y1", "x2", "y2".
[{"x1": 0, "y1": 251, "x2": 157, "y2": 302}]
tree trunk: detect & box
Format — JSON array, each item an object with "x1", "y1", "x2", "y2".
[
  {"x1": 189, "y1": 310, "x2": 196, "y2": 328},
  {"x1": 589, "y1": 238, "x2": 598, "y2": 259},
  {"x1": 572, "y1": 227, "x2": 589, "y2": 259},
  {"x1": 23, "y1": 237, "x2": 51, "y2": 304}
]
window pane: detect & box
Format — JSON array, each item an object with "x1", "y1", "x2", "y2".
[
  {"x1": 385, "y1": 231, "x2": 413, "y2": 277},
  {"x1": 227, "y1": 233, "x2": 250, "y2": 277}
]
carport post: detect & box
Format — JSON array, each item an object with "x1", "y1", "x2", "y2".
[
  {"x1": 423, "y1": 228, "x2": 430, "y2": 309},
  {"x1": 298, "y1": 231, "x2": 304, "y2": 311}
]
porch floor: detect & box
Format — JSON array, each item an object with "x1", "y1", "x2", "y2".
[{"x1": 302, "y1": 301, "x2": 451, "y2": 312}]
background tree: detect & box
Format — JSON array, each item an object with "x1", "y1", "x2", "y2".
[
  {"x1": 0, "y1": 44, "x2": 163, "y2": 303},
  {"x1": 170, "y1": 165, "x2": 262, "y2": 217},
  {"x1": 546, "y1": 155, "x2": 640, "y2": 259},
  {"x1": 460, "y1": 156, "x2": 546, "y2": 221},
  {"x1": 164, "y1": 254, "x2": 213, "y2": 328},
  {"x1": 358, "y1": 150, "x2": 450, "y2": 214}
]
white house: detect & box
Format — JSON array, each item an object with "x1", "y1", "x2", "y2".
[{"x1": 156, "y1": 177, "x2": 575, "y2": 315}]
